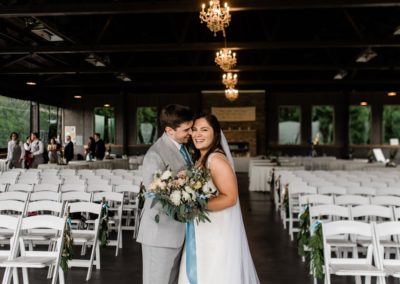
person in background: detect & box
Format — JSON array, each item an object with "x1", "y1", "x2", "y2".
[
  {"x1": 23, "y1": 136, "x2": 33, "y2": 169},
  {"x1": 27, "y1": 132, "x2": 44, "y2": 168},
  {"x1": 64, "y1": 135, "x2": 74, "y2": 163},
  {"x1": 94, "y1": 133, "x2": 106, "y2": 160},
  {"x1": 6, "y1": 132, "x2": 25, "y2": 169},
  {"x1": 47, "y1": 137, "x2": 59, "y2": 164},
  {"x1": 85, "y1": 137, "x2": 96, "y2": 160}
]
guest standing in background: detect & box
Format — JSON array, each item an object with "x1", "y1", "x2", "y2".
[
  {"x1": 47, "y1": 137, "x2": 59, "y2": 163},
  {"x1": 27, "y1": 132, "x2": 44, "y2": 168},
  {"x1": 64, "y1": 135, "x2": 74, "y2": 163},
  {"x1": 23, "y1": 136, "x2": 33, "y2": 169},
  {"x1": 6, "y1": 132, "x2": 25, "y2": 169},
  {"x1": 94, "y1": 133, "x2": 106, "y2": 160},
  {"x1": 85, "y1": 137, "x2": 96, "y2": 161}
]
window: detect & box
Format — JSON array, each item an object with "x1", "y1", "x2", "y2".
[
  {"x1": 0, "y1": 95, "x2": 30, "y2": 148},
  {"x1": 94, "y1": 107, "x2": 115, "y2": 144},
  {"x1": 311, "y1": 106, "x2": 334, "y2": 145},
  {"x1": 39, "y1": 104, "x2": 60, "y2": 143},
  {"x1": 349, "y1": 105, "x2": 371, "y2": 145},
  {"x1": 383, "y1": 105, "x2": 400, "y2": 144},
  {"x1": 136, "y1": 107, "x2": 158, "y2": 144},
  {"x1": 278, "y1": 106, "x2": 301, "y2": 145}
]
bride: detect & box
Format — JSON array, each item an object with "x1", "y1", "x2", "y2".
[{"x1": 178, "y1": 113, "x2": 260, "y2": 284}]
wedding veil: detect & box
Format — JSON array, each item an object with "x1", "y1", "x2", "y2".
[{"x1": 218, "y1": 131, "x2": 260, "y2": 284}]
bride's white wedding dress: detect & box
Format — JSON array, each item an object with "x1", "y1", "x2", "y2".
[{"x1": 178, "y1": 154, "x2": 260, "y2": 284}]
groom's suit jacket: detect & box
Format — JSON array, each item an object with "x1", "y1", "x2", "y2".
[{"x1": 137, "y1": 133, "x2": 187, "y2": 248}]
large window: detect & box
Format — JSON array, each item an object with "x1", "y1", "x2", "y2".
[
  {"x1": 349, "y1": 105, "x2": 371, "y2": 145},
  {"x1": 0, "y1": 95, "x2": 30, "y2": 148},
  {"x1": 136, "y1": 107, "x2": 158, "y2": 144},
  {"x1": 278, "y1": 106, "x2": 301, "y2": 145},
  {"x1": 383, "y1": 105, "x2": 400, "y2": 144},
  {"x1": 94, "y1": 107, "x2": 115, "y2": 144},
  {"x1": 39, "y1": 104, "x2": 60, "y2": 143},
  {"x1": 311, "y1": 106, "x2": 334, "y2": 145}
]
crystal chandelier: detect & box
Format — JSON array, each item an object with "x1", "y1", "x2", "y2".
[
  {"x1": 225, "y1": 88, "x2": 239, "y2": 101},
  {"x1": 222, "y1": 72, "x2": 238, "y2": 89},
  {"x1": 215, "y1": 48, "x2": 236, "y2": 72},
  {"x1": 200, "y1": 1, "x2": 231, "y2": 37}
]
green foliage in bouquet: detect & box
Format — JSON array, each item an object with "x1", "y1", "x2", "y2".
[
  {"x1": 297, "y1": 205, "x2": 310, "y2": 257},
  {"x1": 99, "y1": 198, "x2": 109, "y2": 248},
  {"x1": 61, "y1": 212, "x2": 73, "y2": 271},
  {"x1": 149, "y1": 167, "x2": 216, "y2": 224}
]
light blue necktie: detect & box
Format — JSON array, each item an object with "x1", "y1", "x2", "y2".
[
  {"x1": 179, "y1": 145, "x2": 197, "y2": 283},
  {"x1": 179, "y1": 144, "x2": 192, "y2": 167}
]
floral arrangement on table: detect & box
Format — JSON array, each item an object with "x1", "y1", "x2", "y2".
[
  {"x1": 148, "y1": 168, "x2": 217, "y2": 224},
  {"x1": 61, "y1": 209, "x2": 74, "y2": 271},
  {"x1": 297, "y1": 205, "x2": 324, "y2": 279}
]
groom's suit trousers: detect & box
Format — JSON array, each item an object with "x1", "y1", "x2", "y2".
[{"x1": 142, "y1": 244, "x2": 183, "y2": 284}]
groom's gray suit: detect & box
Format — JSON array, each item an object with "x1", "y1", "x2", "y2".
[{"x1": 137, "y1": 133, "x2": 187, "y2": 284}]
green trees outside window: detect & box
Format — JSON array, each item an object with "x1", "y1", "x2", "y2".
[
  {"x1": 349, "y1": 106, "x2": 371, "y2": 145},
  {"x1": 383, "y1": 105, "x2": 400, "y2": 144},
  {"x1": 39, "y1": 104, "x2": 60, "y2": 143},
  {"x1": 312, "y1": 106, "x2": 334, "y2": 145},
  {"x1": 0, "y1": 95, "x2": 30, "y2": 147},
  {"x1": 94, "y1": 107, "x2": 115, "y2": 144},
  {"x1": 279, "y1": 106, "x2": 301, "y2": 145},
  {"x1": 136, "y1": 107, "x2": 158, "y2": 144}
]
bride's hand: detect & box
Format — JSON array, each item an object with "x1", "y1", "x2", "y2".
[{"x1": 206, "y1": 153, "x2": 238, "y2": 211}]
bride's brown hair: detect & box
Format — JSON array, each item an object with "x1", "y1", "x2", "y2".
[{"x1": 192, "y1": 113, "x2": 226, "y2": 168}]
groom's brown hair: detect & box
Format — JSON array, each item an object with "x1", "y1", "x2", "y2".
[{"x1": 159, "y1": 104, "x2": 194, "y2": 131}]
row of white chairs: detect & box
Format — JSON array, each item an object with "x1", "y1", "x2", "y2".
[{"x1": 2, "y1": 168, "x2": 142, "y2": 177}]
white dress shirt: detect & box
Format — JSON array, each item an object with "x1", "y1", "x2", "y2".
[
  {"x1": 30, "y1": 139, "x2": 44, "y2": 156},
  {"x1": 7, "y1": 140, "x2": 25, "y2": 161}
]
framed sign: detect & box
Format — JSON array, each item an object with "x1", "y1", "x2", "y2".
[
  {"x1": 65, "y1": 126, "x2": 76, "y2": 143},
  {"x1": 211, "y1": 107, "x2": 256, "y2": 122}
]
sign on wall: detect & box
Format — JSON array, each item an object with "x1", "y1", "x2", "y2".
[
  {"x1": 211, "y1": 107, "x2": 256, "y2": 122},
  {"x1": 65, "y1": 126, "x2": 76, "y2": 143}
]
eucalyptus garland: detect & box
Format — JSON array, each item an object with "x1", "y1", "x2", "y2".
[
  {"x1": 99, "y1": 199, "x2": 110, "y2": 248},
  {"x1": 297, "y1": 207, "x2": 325, "y2": 279},
  {"x1": 61, "y1": 217, "x2": 73, "y2": 271}
]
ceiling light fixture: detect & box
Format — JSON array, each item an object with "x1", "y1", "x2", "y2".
[
  {"x1": 26, "y1": 80, "x2": 37, "y2": 86},
  {"x1": 200, "y1": 0, "x2": 231, "y2": 37},
  {"x1": 30, "y1": 23, "x2": 64, "y2": 42},
  {"x1": 116, "y1": 73, "x2": 132, "y2": 82},
  {"x1": 360, "y1": 101, "x2": 368, "y2": 106},
  {"x1": 394, "y1": 26, "x2": 400, "y2": 35},
  {"x1": 333, "y1": 69, "x2": 348, "y2": 80},
  {"x1": 225, "y1": 88, "x2": 238, "y2": 101},
  {"x1": 85, "y1": 53, "x2": 107, "y2": 67},
  {"x1": 222, "y1": 72, "x2": 238, "y2": 89},
  {"x1": 104, "y1": 104, "x2": 111, "y2": 108},
  {"x1": 74, "y1": 95, "x2": 82, "y2": 99},
  {"x1": 215, "y1": 48, "x2": 237, "y2": 72},
  {"x1": 388, "y1": 91, "x2": 397, "y2": 97},
  {"x1": 356, "y1": 48, "x2": 377, "y2": 63}
]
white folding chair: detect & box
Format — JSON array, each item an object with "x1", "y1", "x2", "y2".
[
  {"x1": 67, "y1": 202, "x2": 102, "y2": 281},
  {"x1": 110, "y1": 177, "x2": 133, "y2": 186},
  {"x1": 347, "y1": 187, "x2": 376, "y2": 196},
  {"x1": 39, "y1": 177, "x2": 63, "y2": 186},
  {"x1": 92, "y1": 191, "x2": 124, "y2": 256},
  {"x1": 334, "y1": 195, "x2": 370, "y2": 207},
  {"x1": 33, "y1": 183, "x2": 60, "y2": 193},
  {"x1": 86, "y1": 178, "x2": 110, "y2": 186},
  {"x1": 371, "y1": 196, "x2": 400, "y2": 207},
  {"x1": 0, "y1": 192, "x2": 29, "y2": 202},
  {"x1": 61, "y1": 192, "x2": 92, "y2": 203},
  {"x1": 0, "y1": 184, "x2": 7, "y2": 192},
  {"x1": 0, "y1": 215, "x2": 21, "y2": 284},
  {"x1": 376, "y1": 187, "x2": 400, "y2": 197},
  {"x1": 7, "y1": 184, "x2": 34, "y2": 193},
  {"x1": 95, "y1": 169, "x2": 112, "y2": 178},
  {"x1": 318, "y1": 186, "x2": 347, "y2": 196},
  {"x1": 114, "y1": 184, "x2": 140, "y2": 238},
  {"x1": 62, "y1": 178, "x2": 85, "y2": 186},
  {"x1": 288, "y1": 185, "x2": 317, "y2": 241},
  {"x1": 60, "y1": 184, "x2": 86, "y2": 193},
  {"x1": 58, "y1": 169, "x2": 76, "y2": 177},
  {"x1": 298, "y1": 194, "x2": 334, "y2": 208},
  {"x1": 112, "y1": 169, "x2": 129, "y2": 176},
  {"x1": 0, "y1": 215, "x2": 67, "y2": 284},
  {"x1": 30, "y1": 191, "x2": 61, "y2": 202},
  {"x1": 322, "y1": 221, "x2": 385, "y2": 284},
  {"x1": 86, "y1": 184, "x2": 113, "y2": 193}
]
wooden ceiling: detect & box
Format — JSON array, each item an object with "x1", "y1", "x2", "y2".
[{"x1": 1, "y1": 0, "x2": 400, "y2": 96}]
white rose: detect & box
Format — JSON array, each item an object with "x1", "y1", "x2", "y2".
[
  {"x1": 170, "y1": 190, "x2": 181, "y2": 206},
  {"x1": 185, "y1": 186, "x2": 196, "y2": 199},
  {"x1": 161, "y1": 170, "x2": 172, "y2": 180},
  {"x1": 182, "y1": 191, "x2": 191, "y2": 202}
]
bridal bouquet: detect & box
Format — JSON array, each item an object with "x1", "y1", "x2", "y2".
[{"x1": 148, "y1": 167, "x2": 217, "y2": 223}]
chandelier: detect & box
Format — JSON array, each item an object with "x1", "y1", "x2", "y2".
[
  {"x1": 225, "y1": 88, "x2": 239, "y2": 101},
  {"x1": 215, "y1": 48, "x2": 236, "y2": 72},
  {"x1": 222, "y1": 72, "x2": 238, "y2": 89},
  {"x1": 200, "y1": 1, "x2": 231, "y2": 37}
]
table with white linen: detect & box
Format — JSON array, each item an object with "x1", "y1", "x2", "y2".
[
  {"x1": 0, "y1": 159, "x2": 8, "y2": 172},
  {"x1": 38, "y1": 159, "x2": 129, "y2": 170}
]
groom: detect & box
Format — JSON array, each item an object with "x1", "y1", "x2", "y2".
[{"x1": 137, "y1": 104, "x2": 194, "y2": 284}]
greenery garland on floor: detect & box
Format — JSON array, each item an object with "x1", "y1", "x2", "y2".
[
  {"x1": 99, "y1": 198, "x2": 110, "y2": 248},
  {"x1": 297, "y1": 206, "x2": 324, "y2": 279},
  {"x1": 61, "y1": 213, "x2": 73, "y2": 271}
]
